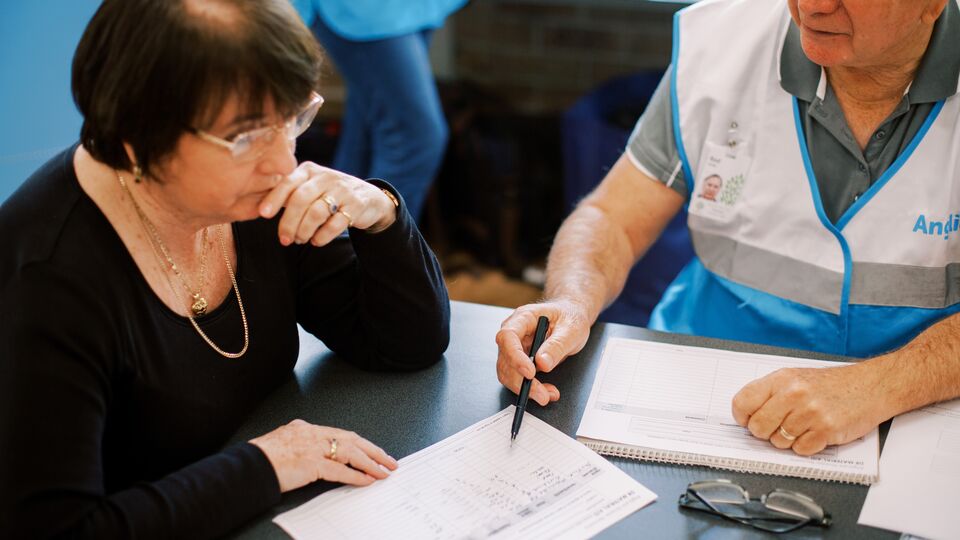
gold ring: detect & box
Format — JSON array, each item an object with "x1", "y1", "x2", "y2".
[
  {"x1": 337, "y1": 209, "x2": 354, "y2": 227},
  {"x1": 321, "y1": 194, "x2": 338, "y2": 214},
  {"x1": 778, "y1": 425, "x2": 798, "y2": 442},
  {"x1": 327, "y1": 438, "x2": 338, "y2": 461}
]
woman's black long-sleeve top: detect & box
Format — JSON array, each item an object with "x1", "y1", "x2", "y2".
[{"x1": 0, "y1": 145, "x2": 450, "y2": 538}]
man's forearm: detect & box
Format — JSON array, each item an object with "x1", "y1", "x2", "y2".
[
  {"x1": 869, "y1": 312, "x2": 960, "y2": 419},
  {"x1": 543, "y1": 155, "x2": 686, "y2": 325},
  {"x1": 543, "y1": 203, "x2": 636, "y2": 324}
]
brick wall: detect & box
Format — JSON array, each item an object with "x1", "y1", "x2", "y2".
[{"x1": 446, "y1": 0, "x2": 680, "y2": 114}]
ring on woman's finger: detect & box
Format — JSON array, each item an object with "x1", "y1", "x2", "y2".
[
  {"x1": 321, "y1": 194, "x2": 338, "y2": 214},
  {"x1": 777, "y1": 425, "x2": 798, "y2": 442},
  {"x1": 326, "y1": 438, "x2": 338, "y2": 461},
  {"x1": 337, "y1": 209, "x2": 354, "y2": 227}
]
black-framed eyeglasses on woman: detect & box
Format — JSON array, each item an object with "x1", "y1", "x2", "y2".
[{"x1": 678, "y1": 479, "x2": 832, "y2": 533}]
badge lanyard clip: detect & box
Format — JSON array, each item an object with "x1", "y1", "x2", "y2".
[{"x1": 727, "y1": 121, "x2": 742, "y2": 155}]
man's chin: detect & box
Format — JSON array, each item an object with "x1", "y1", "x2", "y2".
[{"x1": 800, "y1": 38, "x2": 852, "y2": 68}]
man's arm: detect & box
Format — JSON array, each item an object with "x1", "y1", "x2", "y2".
[
  {"x1": 875, "y1": 313, "x2": 960, "y2": 411},
  {"x1": 732, "y1": 313, "x2": 960, "y2": 456},
  {"x1": 495, "y1": 155, "x2": 685, "y2": 405}
]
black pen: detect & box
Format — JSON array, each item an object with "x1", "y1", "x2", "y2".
[{"x1": 510, "y1": 315, "x2": 550, "y2": 445}]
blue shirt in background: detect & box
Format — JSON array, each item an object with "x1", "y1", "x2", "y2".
[{"x1": 292, "y1": 0, "x2": 467, "y2": 41}]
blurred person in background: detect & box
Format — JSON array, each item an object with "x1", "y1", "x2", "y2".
[{"x1": 294, "y1": 0, "x2": 468, "y2": 221}]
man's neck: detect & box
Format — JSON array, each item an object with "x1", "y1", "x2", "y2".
[
  {"x1": 827, "y1": 61, "x2": 919, "y2": 111},
  {"x1": 826, "y1": 25, "x2": 934, "y2": 149}
]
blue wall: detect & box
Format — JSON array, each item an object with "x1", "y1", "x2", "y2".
[{"x1": 0, "y1": 2, "x2": 100, "y2": 204}]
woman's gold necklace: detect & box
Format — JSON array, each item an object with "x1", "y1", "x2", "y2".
[{"x1": 117, "y1": 171, "x2": 249, "y2": 358}]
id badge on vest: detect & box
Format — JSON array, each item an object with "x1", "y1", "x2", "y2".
[{"x1": 689, "y1": 140, "x2": 751, "y2": 222}]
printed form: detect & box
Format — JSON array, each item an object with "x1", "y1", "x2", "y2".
[
  {"x1": 858, "y1": 399, "x2": 960, "y2": 540},
  {"x1": 274, "y1": 407, "x2": 656, "y2": 540},
  {"x1": 577, "y1": 338, "x2": 879, "y2": 483}
]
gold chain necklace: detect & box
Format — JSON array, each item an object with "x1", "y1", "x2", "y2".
[{"x1": 117, "y1": 171, "x2": 249, "y2": 358}]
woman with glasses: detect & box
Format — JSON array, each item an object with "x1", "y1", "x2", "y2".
[{"x1": 0, "y1": 0, "x2": 449, "y2": 537}]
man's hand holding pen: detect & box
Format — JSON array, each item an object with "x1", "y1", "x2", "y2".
[{"x1": 496, "y1": 299, "x2": 593, "y2": 407}]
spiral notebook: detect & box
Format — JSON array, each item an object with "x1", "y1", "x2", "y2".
[{"x1": 576, "y1": 338, "x2": 879, "y2": 485}]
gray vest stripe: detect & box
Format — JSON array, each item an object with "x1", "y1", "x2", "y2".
[
  {"x1": 850, "y1": 262, "x2": 960, "y2": 308},
  {"x1": 691, "y1": 228, "x2": 960, "y2": 311},
  {"x1": 690, "y1": 228, "x2": 843, "y2": 314}
]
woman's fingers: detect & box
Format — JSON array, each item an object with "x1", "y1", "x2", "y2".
[
  {"x1": 340, "y1": 444, "x2": 391, "y2": 480},
  {"x1": 323, "y1": 430, "x2": 397, "y2": 480},
  {"x1": 309, "y1": 210, "x2": 352, "y2": 247},
  {"x1": 294, "y1": 198, "x2": 334, "y2": 244},
  {"x1": 353, "y1": 437, "x2": 399, "y2": 471},
  {"x1": 259, "y1": 167, "x2": 309, "y2": 219},
  {"x1": 277, "y1": 175, "x2": 327, "y2": 245},
  {"x1": 319, "y1": 460, "x2": 378, "y2": 486},
  {"x1": 262, "y1": 162, "x2": 397, "y2": 247}
]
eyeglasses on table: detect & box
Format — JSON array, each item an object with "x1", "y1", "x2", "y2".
[{"x1": 678, "y1": 479, "x2": 832, "y2": 534}]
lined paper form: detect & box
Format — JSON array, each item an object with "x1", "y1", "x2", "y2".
[
  {"x1": 577, "y1": 338, "x2": 879, "y2": 484},
  {"x1": 859, "y1": 400, "x2": 960, "y2": 539},
  {"x1": 274, "y1": 407, "x2": 656, "y2": 540}
]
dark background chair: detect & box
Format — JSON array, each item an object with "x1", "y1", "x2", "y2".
[{"x1": 562, "y1": 71, "x2": 693, "y2": 326}]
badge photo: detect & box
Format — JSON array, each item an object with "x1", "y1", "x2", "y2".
[{"x1": 690, "y1": 141, "x2": 750, "y2": 222}]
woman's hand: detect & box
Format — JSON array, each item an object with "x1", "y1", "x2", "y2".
[
  {"x1": 495, "y1": 299, "x2": 593, "y2": 406},
  {"x1": 258, "y1": 162, "x2": 397, "y2": 247},
  {"x1": 731, "y1": 363, "x2": 889, "y2": 456},
  {"x1": 250, "y1": 420, "x2": 399, "y2": 493}
]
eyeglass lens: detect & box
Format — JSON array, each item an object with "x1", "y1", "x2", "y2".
[
  {"x1": 689, "y1": 480, "x2": 748, "y2": 504},
  {"x1": 233, "y1": 96, "x2": 321, "y2": 159},
  {"x1": 762, "y1": 489, "x2": 825, "y2": 521}
]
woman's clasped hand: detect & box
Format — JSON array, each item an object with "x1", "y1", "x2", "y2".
[{"x1": 259, "y1": 162, "x2": 399, "y2": 247}]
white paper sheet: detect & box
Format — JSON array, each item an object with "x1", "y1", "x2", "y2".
[
  {"x1": 858, "y1": 400, "x2": 960, "y2": 540},
  {"x1": 274, "y1": 407, "x2": 656, "y2": 540},
  {"x1": 577, "y1": 338, "x2": 879, "y2": 483}
]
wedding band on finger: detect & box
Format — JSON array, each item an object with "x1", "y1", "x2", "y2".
[
  {"x1": 326, "y1": 438, "x2": 338, "y2": 461},
  {"x1": 321, "y1": 194, "x2": 338, "y2": 214},
  {"x1": 778, "y1": 425, "x2": 798, "y2": 442},
  {"x1": 337, "y1": 209, "x2": 354, "y2": 227}
]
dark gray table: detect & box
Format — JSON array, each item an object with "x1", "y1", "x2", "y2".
[{"x1": 229, "y1": 301, "x2": 896, "y2": 539}]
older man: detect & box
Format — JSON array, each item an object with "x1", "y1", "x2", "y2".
[{"x1": 497, "y1": 0, "x2": 960, "y2": 456}]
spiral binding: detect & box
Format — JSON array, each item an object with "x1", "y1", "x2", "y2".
[{"x1": 578, "y1": 438, "x2": 875, "y2": 485}]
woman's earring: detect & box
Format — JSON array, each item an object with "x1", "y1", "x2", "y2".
[{"x1": 133, "y1": 164, "x2": 143, "y2": 184}]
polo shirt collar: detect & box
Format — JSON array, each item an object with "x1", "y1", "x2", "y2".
[{"x1": 779, "y1": 0, "x2": 960, "y2": 104}]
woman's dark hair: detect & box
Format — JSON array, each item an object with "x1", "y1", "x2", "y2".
[{"x1": 72, "y1": 0, "x2": 322, "y2": 178}]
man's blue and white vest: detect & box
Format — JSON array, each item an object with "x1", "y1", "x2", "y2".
[{"x1": 649, "y1": 0, "x2": 960, "y2": 357}]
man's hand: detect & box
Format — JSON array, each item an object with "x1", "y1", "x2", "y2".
[
  {"x1": 731, "y1": 363, "x2": 889, "y2": 456},
  {"x1": 495, "y1": 299, "x2": 593, "y2": 406}
]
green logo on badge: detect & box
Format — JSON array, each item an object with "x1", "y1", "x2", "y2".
[{"x1": 719, "y1": 174, "x2": 745, "y2": 206}]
